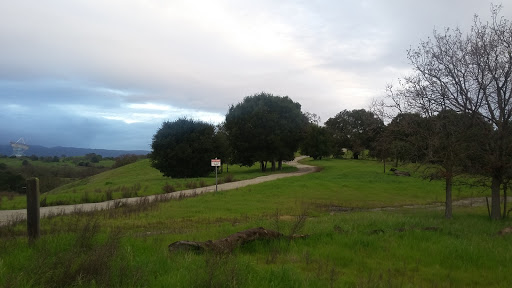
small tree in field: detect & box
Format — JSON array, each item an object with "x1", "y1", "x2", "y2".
[{"x1": 150, "y1": 118, "x2": 219, "y2": 178}]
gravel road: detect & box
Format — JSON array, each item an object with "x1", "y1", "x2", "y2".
[{"x1": 0, "y1": 156, "x2": 316, "y2": 226}]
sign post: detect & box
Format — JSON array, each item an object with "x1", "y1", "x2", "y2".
[{"x1": 211, "y1": 158, "x2": 221, "y2": 192}]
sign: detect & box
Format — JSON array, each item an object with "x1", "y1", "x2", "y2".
[{"x1": 211, "y1": 159, "x2": 221, "y2": 167}]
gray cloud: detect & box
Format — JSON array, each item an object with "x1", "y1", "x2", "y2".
[{"x1": 1, "y1": 0, "x2": 510, "y2": 150}]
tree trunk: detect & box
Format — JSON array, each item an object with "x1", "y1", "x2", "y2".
[
  {"x1": 278, "y1": 160, "x2": 283, "y2": 171},
  {"x1": 383, "y1": 158, "x2": 386, "y2": 174},
  {"x1": 503, "y1": 182, "x2": 508, "y2": 219},
  {"x1": 491, "y1": 176, "x2": 502, "y2": 220},
  {"x1": 260, "y1": 161, "x2": 266, "y2": 172},
  {"x1": 445, "y1": 174, "x2": 453, "y2": 219},
  {"x1": 271, "y1": 160, "x2": 276, "y2": 171}
]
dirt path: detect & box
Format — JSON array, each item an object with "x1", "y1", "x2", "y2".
[
  {"x1": 0, "y1": 156, "x2": 317, "y2": 226},
  {"x1": 329, "y1": 196, "x2": 512, "y2": 213}
]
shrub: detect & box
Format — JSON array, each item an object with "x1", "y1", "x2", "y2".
[
  {"x1": 185, "y1": 181, "x2": 198, "y2": 189},
  {"x1": 223, "y1": 174, "x2": 235, "y2": 183},
  {"x1": 112, "y1": 154, "x2": 139, "y2": 168}
]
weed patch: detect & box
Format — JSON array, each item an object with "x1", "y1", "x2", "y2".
[
  {"x1": 2, "y1": 220, "x2": 143, "y2": 287},
  {"x1": 162, "y1": 182, "x2": 176, "y2": 193},
  {"x1": 185, "y1": 181, "x2": 198, "y2": 189}
]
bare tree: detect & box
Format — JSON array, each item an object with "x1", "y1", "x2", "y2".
[{"x1": 395, "y1": 6, "x2": 512, "y2": 220}]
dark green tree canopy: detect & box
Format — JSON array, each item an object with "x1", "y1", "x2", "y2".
[
  {"x1": 325, "y1": 109, "x2": 384, "y2": 159},
  {"x1": 150, "y1": 118, "x2": 220, "y2": 178},
  {"x1": 224, "y1": 92, "x2": 307, "y2": 170},
  {"x1": 385, "y1": 113, "x2": 430, "y2": 164},
  {"x1": 300, "y1": 124, "x2": 333, "y2": 160}
]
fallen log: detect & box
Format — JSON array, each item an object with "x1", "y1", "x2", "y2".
[
  {"x1": 168, "y1": 227, "x2": 308, "y2": 254},
  {"x1": 498, "y1": 226, "x2": 512, "y2": 235},
  {"x1": 390, "y1": 168, "x2": 411, "y2": 176}
]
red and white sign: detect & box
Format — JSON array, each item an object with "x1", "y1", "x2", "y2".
[{"x1": 211, "y1": 159, "x2": 221, "y2": 167}]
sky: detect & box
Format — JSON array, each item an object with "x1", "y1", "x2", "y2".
[{"x1": 1, "y1": 0, "x2": 511, "y2": 151}]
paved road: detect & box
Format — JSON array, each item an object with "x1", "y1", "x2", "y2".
[{"x1": 0, "y1": 156, "x2": 317, "y2": 226}]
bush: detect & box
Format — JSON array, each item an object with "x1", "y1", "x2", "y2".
[{"x1": 223, "y1": 174, "x2": 235, "y2": 183}]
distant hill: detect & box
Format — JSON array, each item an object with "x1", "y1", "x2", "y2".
[{"x1": 0, "y1": 144, "x2": 149, "y2": 157}]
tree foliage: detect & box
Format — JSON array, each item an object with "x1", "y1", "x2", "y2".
[
  {"x1": 150, "y1": 118, "x2": 220, "y2": 178},
  {"x1": 325, "y1": 109, "x2": 384, "y2": 159},
  {"x1": 300, "y1": 124, "x2": 333, "y2": 160},
  {"x1": 224, "y1": 92, "x2": 307, "y2": 171},
  {"x1": 383, "y1": 113, "x2": 430, "y2": 165}
]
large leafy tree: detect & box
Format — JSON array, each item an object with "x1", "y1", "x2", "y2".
[
  {"x1": 325, "y1": 109, "x2": 384, "y2": 159},
  {"x1": 150, "y1": 118, "x2": 220, "y2": 178},
  {"x1": 373, "y1": 113, "x2": 428, "y2": 173},
  {"x1": 224, "y1": 92, "x2": 307, "y2": 171},
  {"x1": 300, "y1": 124, "x2": 333, "y2": 160},
  {"x1": 386, "y1": 113, "x2": 430, "y2": 166}
]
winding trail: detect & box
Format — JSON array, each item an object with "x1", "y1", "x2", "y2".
[{"x1": 0, "y1": 156, "x2": 317, "y2": 226}]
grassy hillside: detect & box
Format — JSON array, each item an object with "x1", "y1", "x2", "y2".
[
  {"x1": 1, "y1": 158, "x2": 510, "y2": 287},
  {"x1": 0, "y1": 159, "x2": 297, "y2": 209}
]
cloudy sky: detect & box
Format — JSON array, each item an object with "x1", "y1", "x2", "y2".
[{"x1": 1, "y1": 0, "x2": 510, "y2": 150}]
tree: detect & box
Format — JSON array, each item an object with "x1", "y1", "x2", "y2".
[
  {"x1": 428, "y1": 111, "x2": 491, "y2": 219},
  {"x1": 385, "y1": 113, "x2": 430, "y2": 166},
  {"x1": 300, "y1": 124, "x2": 333, "y2": 160},
  {"x1": 224, "y1": 92, "x2": 307, "y2": 172},
  {"x1": 381, "y1": 111, "x2": 491, "y2": 219},
  {"x1": 212, "y1": 123, "x2": 232, "y2": 173},
  {"x1": 325, "y1": 109, "x2": 384, "y2": 159},
  {"x1": 150, "y1": 118, "x2": 220, "y2": 178},
  {"x1": 397, "y1": 6, "x2": 512, "y2": 219},
  {"x1": 372, "y1": 113, "x2": 427, "y2": 173},
  {"x1": 85, "y1": 153, "x2": 102, "y2": 163}
]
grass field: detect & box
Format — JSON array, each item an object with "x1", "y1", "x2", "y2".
[{"x1": 1, "y1": 158, "x2": 511, "y2": 287}]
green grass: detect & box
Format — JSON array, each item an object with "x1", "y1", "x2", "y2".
[{"x1": 1, "y1": 158, "x2": 510, "y2": 287}]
